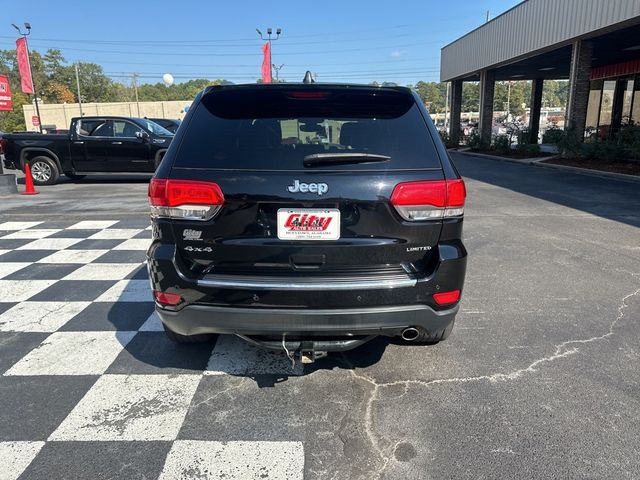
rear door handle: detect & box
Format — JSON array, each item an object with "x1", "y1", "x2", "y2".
[{"x1": 111, "y1": 141, "x2": 123, "y2": 145}]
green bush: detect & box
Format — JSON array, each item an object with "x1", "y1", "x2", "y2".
[
  {"x1": 468, "y1": 132, "x2": 490, "y2": 151},
  {"x1": 542, "y1": 127, "x2": 564, "y2": 144},
  {"x1": 516, "y1": 143, "x2": 541, "y2": 156},
  {"x1": 555, "y1": 126, "x2": 583, "y2": 157},
  {"x1": 490, "y1": 134, "x2": 511, "y2": 154},
  {"x1": 581, "y1": 140, "x2": 625, "y2": 162}
]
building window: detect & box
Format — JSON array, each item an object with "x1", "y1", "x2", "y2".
[
  {"x1": 585, "y1": 79, "x2": 602, "y2": 137},
  {"x1": 621, "y1": 79, "x2": 634, "y2": 125},
  {"x1": 632, "y1": 75, "x2": 640, "y2": 125}
]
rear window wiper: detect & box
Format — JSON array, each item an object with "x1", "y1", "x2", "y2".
[{"x1": 303, "y1": 152, "x2": 391, "y2": 167}]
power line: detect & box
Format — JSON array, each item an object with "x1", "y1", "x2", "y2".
[{"x1": 19, "y1": 42, "x2": 424, "y2": 57}]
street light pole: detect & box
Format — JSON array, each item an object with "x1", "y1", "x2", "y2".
[
  {"x1": 12, "y1": 22, "x2": 42, "y2": 133},
  {"x1": 132, "y1": 73, "x2": 140, "y2": 116},
  {"x1": 256, "y1": 28, "x2": 282, "y2": 81}
]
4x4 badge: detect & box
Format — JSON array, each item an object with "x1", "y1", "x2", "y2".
[{"x1": 287, "y1": 179, "x2": 328, "y2": 196}]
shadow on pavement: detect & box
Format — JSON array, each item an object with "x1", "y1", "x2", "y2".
[{"x1": 452, "y1": 153, "x2": 640, "y2": 228}]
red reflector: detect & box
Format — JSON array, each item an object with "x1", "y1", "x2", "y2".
[
  {"x1": 390, "y1": 179, "x2": 466, "y2": 208},
  {"x1": 433, "y1": 290, "x2": 461, "y2": 305},
  {"x1": 153, "y1": 290, "x2": 183, "y2": 306},
  {"x1": 285, "y1": 91, "x2": 330, "y2": 99},
  {"x1": 149, "y1": 178, "x2": 224, "y2": 207}
]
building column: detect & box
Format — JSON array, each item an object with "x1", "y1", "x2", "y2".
[
  {"x1": 448, "y1": 79, "x2": 463, "y2": 146},
  {"x1": 528, "y1": 78, "x2": 544, "y2": 143},
  {"x1": 478, "y1": 69, "x2": 495, "y2": 143},
  {"x1": 566, "y1": 40, "x2": 592, "y2": 139}
]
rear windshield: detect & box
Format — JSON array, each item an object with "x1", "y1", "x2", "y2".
[{"x1": 174, "y1": 87, "x2": 441, "y2": 170}]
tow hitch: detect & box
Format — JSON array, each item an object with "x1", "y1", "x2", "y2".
[{"x1": 235, "y1": 334, "x2": 376, "y2": 364}]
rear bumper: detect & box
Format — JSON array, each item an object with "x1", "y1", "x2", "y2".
[{"x1": 156, "y1": 302, "x2": 458, "y2": 337}]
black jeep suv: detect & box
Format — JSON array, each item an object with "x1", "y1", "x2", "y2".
[{"x1": 148, "y1": 82, "x2": 467, "y2": 357}]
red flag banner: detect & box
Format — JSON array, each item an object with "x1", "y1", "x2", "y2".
[
  {"x1": 0, "y1": 75, "x2": 12, "y2": 111},
  {"x1": 261, "y1": 42, "x2": 272, "y2": 84},
  {"x1": 16, "y1": 37, "x2": 34, "y2": 94}
]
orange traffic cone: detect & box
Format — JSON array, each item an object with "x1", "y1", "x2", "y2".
[{"x1": 21, "y1": 162, "x2": 39, "y2": 195}]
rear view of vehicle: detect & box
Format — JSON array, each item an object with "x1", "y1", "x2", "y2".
[{"x1": 148, "y1": 83, "x2": 467, "y2": 360}]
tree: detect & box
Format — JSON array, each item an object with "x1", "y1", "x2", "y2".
[
  {"x1": 46, "y1": 81, "x2": 75, "y2": 104},
  {"x1": 412, "y1": 81, "x2": 448, "y2": 113}
]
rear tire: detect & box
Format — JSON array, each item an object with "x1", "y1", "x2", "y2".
[
  {"x1": 162, "y1": 323, "x2": 216, "y2": 343},
  {"x1": 29, "y1": 156, "x2": 59, "y2": 185},
  {"x1": 403, "y1": 321, "x2": 455, "y2": 345}
]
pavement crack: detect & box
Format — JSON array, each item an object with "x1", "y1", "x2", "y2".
[{"x1": 341, "y1": 287, "x2": 640, "y2": 478}]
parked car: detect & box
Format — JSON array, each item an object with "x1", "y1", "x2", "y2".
[
  {"x1": 148, "y1": 118, "x2": 181, "y2": 133},
  {"x1": 2, "y1": 116, "x2": 174, "y2": 185},
  {"x1": 148, "y1": 82, "x2": 467, "y2": 361}
]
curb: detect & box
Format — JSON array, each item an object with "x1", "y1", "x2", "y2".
[
  {"x1": 533, "y1": 161, "x2": 640, "y2": 184},
  {"x1": 452, "y1": 150, "x2": 640, "y2": 184}
]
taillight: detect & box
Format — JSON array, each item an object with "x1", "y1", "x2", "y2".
[
  {"x1": 0, "y1": 138, "x2": 7, "y2": 154},
  {"x1": 153, "y1": 290, "x2": 183, "y2": 306},
  {"x1": 433, "y1": 290, "x2": 461, "y2": 305},
  {"x1": 390, "y1": 179, "x2": 466, "y2": 221},
  {"x1": 149, "y1": 178, "x2": 224, "y2": 221}
]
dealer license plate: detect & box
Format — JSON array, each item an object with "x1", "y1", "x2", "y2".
[{"x1": 277, "y1": 209, "x2": 340, "y2": 241}]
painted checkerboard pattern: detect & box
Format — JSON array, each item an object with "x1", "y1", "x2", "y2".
[{"x1": 0, "y1": 220, "x2": 304, "y2": 479}]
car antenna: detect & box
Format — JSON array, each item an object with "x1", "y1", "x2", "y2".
[{"x1": 303, "y1": 71, "x2": 315, "y2": 84}]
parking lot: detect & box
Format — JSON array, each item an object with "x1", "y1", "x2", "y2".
[{"x1": 1, "y1": 153, "x2": 639, "y2": 479}]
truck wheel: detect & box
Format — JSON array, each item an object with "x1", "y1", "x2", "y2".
[
  {"x1": 29, "y1": 157, "x2": 60, "y2": 185},
  {"x1": 162, "y1": 323, "x2": 216, "y2": 344}
]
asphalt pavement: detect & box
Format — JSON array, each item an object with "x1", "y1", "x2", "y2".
[{"x1": 1, "y1": 154, "x2": 639, "y2": 479}]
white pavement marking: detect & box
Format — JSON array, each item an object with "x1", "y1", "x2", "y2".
[
  {"x1": 0, "y1": 280, "x2": 57, "y2": 302},
  {"x1": 5, "y1": 331, "x2": 136, "y2": 376},
  {"x1": 159, "y1": 440, "x2": 305, "y2": 480},
  {"x1": 88, "y1": 229, "x2": 143, "y2": 240},
  {"x1": 0, "y1": 221, "x2": 43, "y2": 231},
  {"x1": 0, "y1": 301, "x2": 91, "y2": 332},
  {"x1": 0, "y1": 262, "x2": 30, "y2": 279},
  {"x1": 49, "y1": 374, "x2": 201, "y2": 441},
  {"x1": 205, "y1": 335, "x2": 304, "y2": 376},
  {"x1": 0, "y1": 441, "x2": 46, "y2": 480},
  {"x1": 95, "y1": 280, "x2": 152, "y2": 302},
  {"x1": 0, "y1": 250, "x2": 9, "y2": 256},
  {"x1": 113, "y1": 239, "x2": 151, "y2": 251},
  {"x1": 139, "y1": 311, "x2": 164, "y2": 331},
  {"x1": 67, "y1": 220, "x2": 118, "y2": 230},
  {"x1": 1, "y1": 229, "x2": 61, "y2": 239},
  {"x1": 63, "y1": 263, "x2": 141, "y2": 281},
  {"x1": 37, "y1": 249, "x2": 109, "y2": 264},
  {"x1": 17, "y1": 237, "x2": 83, "y2": 250}
]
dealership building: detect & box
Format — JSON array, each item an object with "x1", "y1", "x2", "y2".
[{"x1": 440, "y1": 0, "x2": 640, "y2": 145}]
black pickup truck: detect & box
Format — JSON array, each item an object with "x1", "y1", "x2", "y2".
[{"x1": 2, "y1": 116, "x2": 174, "y2": 185}]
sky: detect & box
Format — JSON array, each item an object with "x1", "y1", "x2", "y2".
[{"x1": 2, "y1": 0, "x2": 521, "y2": 86}]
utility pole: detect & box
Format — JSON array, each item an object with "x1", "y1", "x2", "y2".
[
  {"x1": 132, "y1": 73, "x2": 140, "y2": 116},
  {"x1": 272, "y1": 63, "x2": 284, "y2": 82},
  {"x1": 74, "y1": 63, "x2": 83, "y2": 117},
  {"x1": 256, "y1": 28, "x2": 282, "y2": 80},
  {"x1": 12, "y1": 22, "x2": 42, "y2": 133}
]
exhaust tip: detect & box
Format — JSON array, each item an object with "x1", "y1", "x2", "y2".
[{"x1": 401, "y1": 327, "x2": 420, "y2": 341}]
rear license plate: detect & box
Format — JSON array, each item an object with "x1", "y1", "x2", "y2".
[{"x1": 277, "y1": 208, "x2": 340, "y2": 241}]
